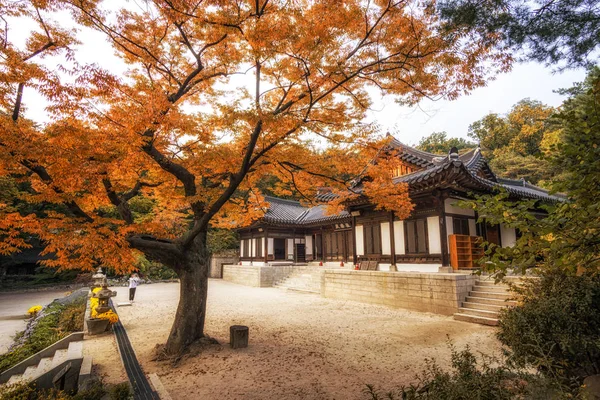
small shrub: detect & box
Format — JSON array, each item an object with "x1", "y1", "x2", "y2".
[
  {"x1": 72, "y1": 380, "x2": 107, "y2": 400},
  {"x1": 109, "y1": 382, "x2": 132, "y2": 400},
  {"x1": 498, "y1": 270, "x2": 600, "y2": 384},
  {"x1": 58, "y1": 299, "x2": 86, "y2": 332}
]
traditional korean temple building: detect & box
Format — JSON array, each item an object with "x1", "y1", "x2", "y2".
[{"x1": 237, "y1": 137, "x2": 561, "y2": 273}]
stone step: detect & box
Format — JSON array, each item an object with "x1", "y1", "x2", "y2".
[
  {"x1": 284, "y1": 287, "x2": 320, "y2": 294},
  {"x1": 476, "y1": 280, "x2": 508, "y2": 287},
  {"x1": 461, "y1": 302, "x2": 504, "y2": 312},
  {"x1": 470, "y1": 290, "x2": 513, "y2": 300},
  {"x1": 457, "y1": 307, "x2": 500, "y2": 319},
  {"x1": 473, "y1": 284, "x2": 509, "y2": 293},
  {"x1": 465, "y1": 296, "x2": 517, "y2": 307},
  {"x1": 453, "y1": 313, "x2": 499, "y2": 326}
]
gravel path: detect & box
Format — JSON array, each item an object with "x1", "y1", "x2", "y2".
[{"x1": 114, "y1": 280, "x2": 502, "y2": 400}]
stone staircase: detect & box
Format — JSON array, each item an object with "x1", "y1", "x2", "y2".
[
  {"x1": 273, "y1": 266, "x2": 326, "y2": 294},
  {"x1": 453, "y1": 280, "x2": 517, "y2": 326},
  {"x1": 3, "y1": 340, "x2": 84, "y2": 389}
]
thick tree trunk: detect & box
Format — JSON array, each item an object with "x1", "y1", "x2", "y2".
[
  {"x1": 165, "y1": 259, "x2": 208, "y2": 354},
  {"x1": 136, "y1": 232, "x2": 210, "y2": 355}
]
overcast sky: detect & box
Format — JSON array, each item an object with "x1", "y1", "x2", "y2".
[{"x1": 12, "y1": 8, "x2": 588, "y2": 148}]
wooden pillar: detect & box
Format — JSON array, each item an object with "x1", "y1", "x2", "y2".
[
  {"x1": 292, "y1": 228, "x2": 296, "y2": 262},
  {"x1": 264, "y1": 228, "x2": 268, "y2": 264},
  {"x1": 474, "y1": 211, "x2": 481, "y2": 237},
  {"x1": 321, "y1": 227, "x2": 325, "y2": 262},
  {"x1": 389, "y1": 211, "x2": 396, "y2": 267},
  {"x1": 438, "y1": 193, "x2": 450, "y2": 267},
  {"x1": 250, "y1": 229, "x2": 254, "y2": 263},
  {"x1": 351, "y1": 216, "x2": 357, "y2": 265}
]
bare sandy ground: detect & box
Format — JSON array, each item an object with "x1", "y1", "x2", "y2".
[
  {"x1": 113, "y1": 280, "x2": 502, "y2": 400},
  {"x1": 0, "y1": 290, "x2": 66, "y2": 354},
  {"x1": 83, "y1": 331, "x2": 128, "y2": 385}
]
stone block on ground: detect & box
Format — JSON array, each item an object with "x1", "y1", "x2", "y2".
[{"x1": 229, "y1": 325, "x2": 249, "y2": 349}]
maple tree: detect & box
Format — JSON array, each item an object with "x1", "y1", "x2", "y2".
[{"x1": 0, "y1": 0, "x2": 503, "y2": 354}]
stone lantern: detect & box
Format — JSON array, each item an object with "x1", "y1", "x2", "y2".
[
  {"x1": 93, "y1": 277, "x2": 117, "y2": 314},
  {"x1": 91, "y1": 267, "x2": 105, "y2": 289}
]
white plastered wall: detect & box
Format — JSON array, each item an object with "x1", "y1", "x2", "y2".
[
  {"x1": 500, "y1": 224, "x2": 517, "y2": 247},
  {"x1": 355, "y1": 225, "x2": 364, "y2": 256},
  {"x1": 381, "y1": 222, "x2": 391, "y2": 255},
  {"x1": 469, "y1": 219, "x2": 477, "y2": 236},
  {"x1": 287, "y1": 238, "x2": 294, "y2": 259},
  {"x1": 427, "y1": 216, "x2": 442, "y2": 254},
  {"x1": 305, "y1": 235, "x2": 313, "y2": 255},
  {"x1": 445, "y1": 216, "x2": 454, "y2": 252},
  {"x1": 251, "y1": 238, "x2": 256, "y2": 257},
  {"x1": 444, "y1": 198, "x2": 475, "y2": 216},
  {"x1": 393, "y1": 221, "x2": 405, "y2": 255},
  {"x1": 240, "y1": 240, "x2": 244, "y2": 256}
]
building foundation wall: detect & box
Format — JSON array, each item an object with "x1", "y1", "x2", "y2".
[{"x1": 321, "y1": 270, "x2": 477, "y2": 315}]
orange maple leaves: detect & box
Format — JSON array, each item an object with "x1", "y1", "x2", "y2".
[{"x1": 0, "y1": 0, "x2": 502, "y2": 273}]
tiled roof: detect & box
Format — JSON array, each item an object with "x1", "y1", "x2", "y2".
[
  {"x1": 262, "y1": 196, "x2": 349, "y2": 226},
  {"x1": 385, "y1": 140, "x2": 562, "y2": 202}
]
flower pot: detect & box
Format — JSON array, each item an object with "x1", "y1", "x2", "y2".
[{"x1": 86, "y1": 318, "x2": 110, "y2": 335}]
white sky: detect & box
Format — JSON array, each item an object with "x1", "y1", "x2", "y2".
[
  {"x1": 365, "y1": 63, "x2": 587, "y2": 146},
  {"x1": 11, "y1": 8, "x2": 588, "y2": 147}
]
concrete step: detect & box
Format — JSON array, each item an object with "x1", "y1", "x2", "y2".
[
  {"x1": 453, "y1": 313, "x2": 499, "y2": 326},
  {"x1": 470, "y1": 291, "x2": 513, "y2": 300},
  {"x1": 22, "y1": 365, "x2": 38, "y2": 380},
  {"x1": 7, "y1": 373, "x2": 24, "y2": 385},
  {"x1": 51, "y1": 349, "x2": 68, "y2": 369},
  {"x1": 67, "y1": 341, "x2": 83, "y2": 360},
  {"x1": 461, "y1": 302, "x2": 504, "y2": 312},
  {"x1": 458, "y1": 308, "x2": 500, "y2": 319},
  {"x1": 35, "y1": 357, "x2": 53, "y2": 376},
  {"x1": 465, "y1": 296, "x2": 517, "y2": 307}
]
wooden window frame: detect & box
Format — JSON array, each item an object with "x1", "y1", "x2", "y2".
[
  {"x1": 363, "y1": 223, "x2": 382, "y2": 256},
  {"x1": 452, "y1": 217, "x2": 470, "y2": 236},
  {"x1": 404, "y1": 218, "x2": 429, "y2": 255}
]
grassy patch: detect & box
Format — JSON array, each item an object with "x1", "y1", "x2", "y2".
[{"x1": 0, "y1": 298, "x2": 86, "y2": 373}]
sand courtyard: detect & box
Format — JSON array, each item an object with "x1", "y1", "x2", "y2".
[{"x1": 108, "y1": 280, "x2": 502, "y2": 400}]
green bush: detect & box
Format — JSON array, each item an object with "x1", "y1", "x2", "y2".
[
  {"x1": 498, "y1": 270, "x2": 600, "y2": 383},
  {"x1": 0, "y1": 298, "x2": 86, "y2": 373},
  {"x1": 364, "y1": 344, "x2": 558, "y2": 399}
]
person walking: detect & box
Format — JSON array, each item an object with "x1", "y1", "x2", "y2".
[{"x1": 128, "y1": 273, "x2": 140, "y2": 302}]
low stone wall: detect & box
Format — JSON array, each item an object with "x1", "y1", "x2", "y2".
[
  {"x1": 321, "y1": 270, "x2": 478, "y2": 315},
  {"x1": 209, "y1": 252, "x2": 239, "y2": 278}
]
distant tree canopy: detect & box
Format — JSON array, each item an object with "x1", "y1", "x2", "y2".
[
  {"x1": 463, "y1": 67, "x2": 600, "y2": 276},
  {"x1": 417, "y1": 131, "x2": 475, "y2": 154},
  {"x1": 437, "y1": 0, "x2": 600, "y2": 69},
  {"x1": 467, "y1": 99, "x2": 560, "y2": 186}
]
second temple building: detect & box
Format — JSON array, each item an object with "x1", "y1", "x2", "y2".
[{"x1": 237, "y1": 138, "x2": 561, "y2": 273}]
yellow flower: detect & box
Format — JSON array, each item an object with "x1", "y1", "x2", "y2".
[
  {"x1": 27, "y1": 305, "x2": 42, "y2": 316},
  {"x1": 96, "y1": 310, "x2": 119, "y2": 324}
]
